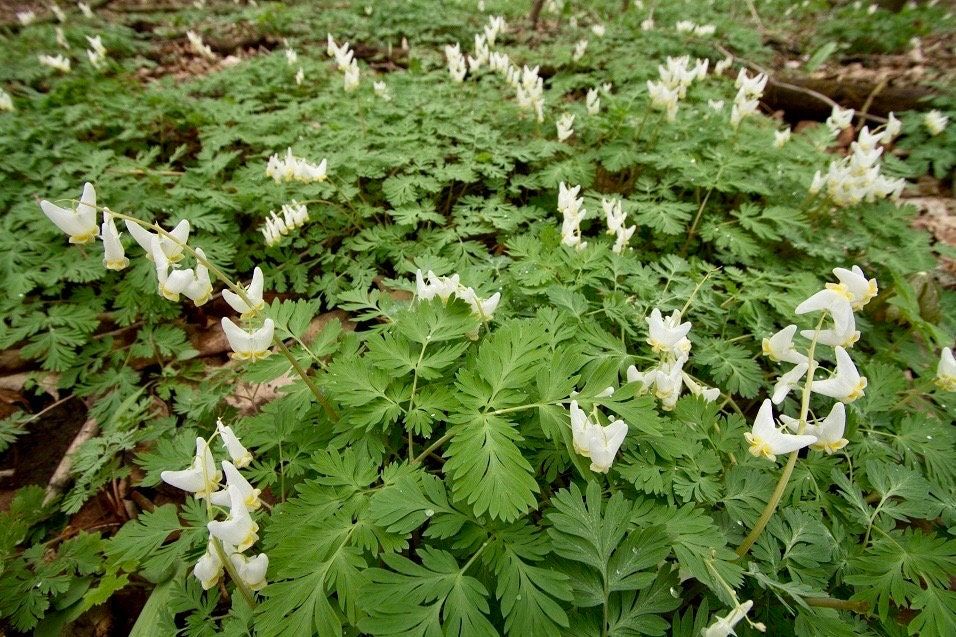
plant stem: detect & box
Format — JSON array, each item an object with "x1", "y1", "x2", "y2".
[
  {"x1": 412, "y1": 430, "x2": 455, "y2": 464},
  {"x1": 405, "y1": 341, "x2": 430, "y2": 457},
  {"x1": 682, "y1": 165, "x2": 726, "y2": 255},
  {"x1": 736, "y1": 314, "x2": 826, "y2": 557},
  {"x1": 211, "y1": 537, "x2": 256, "y2": 608},
  {"x1": 803, "y1": 597, "x2": 869, "y2": 613}
]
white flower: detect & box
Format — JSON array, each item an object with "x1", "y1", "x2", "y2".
[
  {"x1": 586, "y1": 88, "x2": 600, "y2": 115},
  {"x1": 801, "y1": 308, "x2": 859, "y2": 349},
  {"x1": 708, "y1": 99, "x2": 724, "y2": 112},
  {"x1": 87, "y1": 48, "x2": 105, "y2": 69},
  {"x1": 572, "y1": 39, "x2": 588, "y2": 62},
  {"x1": 774, "y1": 129, "x2": 791, "y2": 148},
  {"x1": 558, "y1": 182, "x2": 583, "y2": 214},
  {"x1": 652, "y1": 361, "x2": 685, "y2": 410},
  {"x1": 266, "y1": 148, "x2": 327, "y2": 183},
  {"x1": 51, "y1": 3, "x2": 66, "y2": 22},
  {"x1": 611, "y1": 224, "x2": 635, "y2": 254},
  {"x1": 825, "y1": 105, "x2": 855, "y2": 134},
  {"x1": 193, "y1": 540, "x2": 223, "y2": 590},
  {"x1": 445, "y1": 43, "x2": 467, "y2": 82},
  {"x1": 415, "y1": 270, "x2": 460, "y2": 301},
  {"x1": 262, "y1": 201, "x2": 310, "y2": 246},
  {"x1": 762, "y1": 325, "x2": 808, "y2": 365},
  {"x1": 78, "y1": 2, "x2": 93, "y2": 18},
  {"x1": 86, "y1": 35, "x2": 106, "y2": 57},
  {"x1": 180, "y1": 248, "x2": 213, "y2": 306},
  {"x1": 675, "y1": 20, "x2": 694, "y2": 32},
  {"x1": 703, "y1": 600, "x2": 754, "y2": 637},
  {"x1": 40, "y1": 182, "x2": 98, "y2": 244},
  {"x1": 811, "y1": 346, "x2": 867, "y2": 402},
  {"x1": 285, "y1": 48, "x2": 298, "y2": 65},
  {"x1": 640, "y1": 18, "x2": 654, "y2": 31},
  {"x1": 681, "y1": 373, "x2": 721, "y2": 402},
  {"x1": 647, "y1": 80, "x2": 679, "y2": 121},
  {"x1": 809, "y1": 171, "x2": 825, "y2": 195},
  {"x1": 17, "y1": 10, "x2": 36, "y2": 25},
  {"x1": 735, "y1": 69, "x2": 767, "y2": 99},
  {"x1": 186, "y1": 31, "x2": 216, "y2": 60},
  {"x1": 745, "y1": 400, "x2": 817, "y2": 461},
  {"x1": 591, "y1": 24, "x2": 606, "y2": 37},
  {"x1": 151, "y1": 238, "x2": 191, "y2": 301},
  {"x1": 221, "y1": 318, "x2": 274, "y2": 361},
  {"x1": 881, "y1": 112, "x2": 901, "y2": 143},
  {"x1": 924, "y1": 110, "x2": 948, "y2": 136},
  {"x1": 730, "y1": 95, "x2": 759, "y2": 128},
  {"x1": 824, "y1": 265, "x2": 878, "y2": 310},
  {"x1": 795, "y1": 288, "x2": 854, "y2": 323},
  {"x1": 715, "y1": 56, "x2": 734, "y2": 75},
  {"x1": 771, "y1": 360, "x2": 809, "y2": 404},
  {"x1": 210, "y1": 275, "x2": 251, "y2": 323},
  {"x1": 558, "y1": 182, "x2": 587, "y2": 250},
  {"x1": 556, "y1": 112, "x2": 575, "y2": 141},
  {"x1": 694, "y1": 24, "x2": 716, "y2": 37},
  {"x1": 602, "y1": 198, "x2": 625, "y2": 235},
  {"x1": 126, "y1": 218, "x2": 190, "y2": 262},
  {"x1": 646, "y1": 308, "x2": 692, "y2": 355},
  {"x1": 161, "y1": 437, "x2": 221, "y2": 498},
  {"x1": 39, "y1": 53, "x2": 72, "y2": 73},
  {"x1": 0, "y1": 89, "x2": 14, "y2": 112},
  {"x1": 373, "y1": 80, "x2": 391, "y2": 101},
  {"x1": 568, "y1": 401, "x2": 627, "y2": 473},
  {"x1": 100, "y1": 210, "x2": 129, "y2": 270},
  {"x1": 457, "y1": 287, "x2": 501, "y2": 321},
  {"x1": 210, "y1": 460, "x2": 261, "y2": 510},
  {"x1": 343, "y1": 60, "x2": 360, "y2": 91},
  {"x1": 208, "y1": 484, "x2": 259, "y2": 552},
  {"x1": 781, "y1": 402, "x2": 848, "y2": 454},
  {"x1": 936, "y1": 347, "x2": 956, "y2": 392},
  {"x1": 230, "y1": 552, "x2": 269, "y2": 590},
  {"x1": 295, "y1": 67, "x2": 304, "y2": 85}
]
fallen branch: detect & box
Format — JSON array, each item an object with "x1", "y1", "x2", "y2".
[{"x1": 43, "y1": 414, "x2": 99, "y2": 506}]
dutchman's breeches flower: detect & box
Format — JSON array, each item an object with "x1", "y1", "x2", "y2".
[
  {"x1": 40, "y1": 182, "x2": 98, "y2": 244},
  {"x1": 937, "y1": 347, "x2": 956, "y2": 392},
  {"x1": 222, "y1": 267, "x2": 266, "y2": 317},
  {"x1": 161, "y1": 437, "x2": 222, "y2": 498},
  {"x1": 208, "y1": 484, "x2": 259, "y2": 552},
  {"x1": 745, "y1": 400, "x2": 817, "y2": 461},
  {"x1": 221, "y1": 318, "x2": 275, "y2": 361}
]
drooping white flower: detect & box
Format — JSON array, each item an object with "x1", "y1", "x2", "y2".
[
  {"x1": 771, "y1": 360, "x2": 809, "y2": 404},
  {"x1": 161, "y1": 437, "x2": 222, "y2": 498},
  {"x1": 703, "y1": 600, "x2": 755, "y2": 637},
  {"x1": 735, "y1": 68, "x2": 768, "y2": 99},
  {"x1": 586, "y1": 88, "x2": 600, "y2": 115},
  {"x1": 415, "y1": 270, "x2": 460, "y2": 302},
  {"x1": 936, "y1": 347, "x2": 956, "y2": 392},
  {"x1": 591, "y1": 24, "x2": 606, "y2": 37},
  {"x1": 457, "y1": 287, "x2": 501, "y2": 321},
  {"x1": 78, "y1": 2, "x2": 94, "y2": 18},
  {"x1": 745, "y1": 400, "x2": 817, "y2": 461},
  {"x1": 210, "y1": 461, "x2": 261, "y2": 510},
  {"x1": 265, "y1": 148, "x2": 327, "y2": 183},
  {"x1": 558, "y1": 182, "x2": 587, "y2": 250},
  {"x1": 217, "y1": 419, "x2": 254, "y2": 468},
  {"x1": 568, "y1": 401, "x2": 627, "y2": 473},
  {"x1": 924, "y1": 110, "x2": 948, "y2": 136},
  {"x1": 151, "y1": 239, "x2": 193, "y2": 302},
  {"x1": 652, "y1": 360, "x2": 685, "y2": 410},
  {"x1": 762, "y1": 325, "x2": 808, "y2": 365},
  {"x1": 39, "y1": 53, "x2": 72, "y2": 73},
  {"x1": 51, "y1": 3, "x2": 67, "y2": 22},
  {"x1": 295, "y1": 67, "x2": 304, "y2": 85},
  {"x1": 221, "y1": 318, "x2": 274, "y2": 361},
  {"x1": 40, "y1": 182, "x2": 98, "y2": 244},
  {"x1": 730, "y1": 95, "x2": 760, "y2": 129},
  {"x1": 126, "y1": 218, "x2": 190, "y2": 262},
  {"x1": 285, "y1": 48, "x2": 298, "y2": 65},
  {"x1": 0, "y1": 89, "x2": 14, "y2": 112},
  {"x1": 186, "y1": 31, "x2": 216, "y2": 59},
  {"x1": 261, "y1": 201, "x2": 310, "y2": 247},
  {"x1": 774, "y1": 129, "x2": 791, "y2": 148},
  {"x1": 781, "y1": 402, "x2": 848, "y2": 454},
  {"x1": 178, "y1": 248, "x2": 213, "y2": 306},
  {"x1": 647, "y1": 80, "x2": 679, "y2": 121},
  {"x1": 708, "y1": 99, "x2": 724, "y2": 112},
  {"x1": 825, "y1": 105, "x2": 855, "y2": 135},
  {"x1": 694, "y1": 24, "x2": 716, "y2": 37},
  {"x1": 483, "y1": 15, "x2": 506, "y2": 46},
  {"x1": 715, "y1": 56, "x2": 734, "y2": 75},
  {"x1": 100, "y1": 210, "x2": 129, "y2": 270},
  {"x1": 373, "y1": 80, "x2": 391, "y2": 101},
  {"x1": 646, "y1": 308, "x2": 692, "y2": 355},
  {"x1": 230, "y1": 552, "x2": 269, "y2": 590},
  {"x1": 17, "y1": 10, "x2": 36, "y2": 25},
  {"x1": 641, "y1": 17, "x2": 654, "y2": 31},
  {"x1": 208, "y1": 484, "x2": 259, "y2": 552},
  {"x1": 675, "y1": 20, "x2": 694, "y2": 33},
  {"x1": 87, "y1": 36, "x2": 107, "y2": 69},
  {"x1": 681, "y1": 373, "x2": 721, "y2": 402},
  {"x1": 795, "y1": 288, "x2": 854, "y2": 324},
  {"x1": 343, "y1": 59, "x2": 360, "y2": 91},
  {"x1": 445, "y1": 43, "x2": 467, "y2": 82},
  {"x1": 572, "y1": 39, "x2": 588, "y2": 62},
  {"x1": 193, "y1": 540, "x2": 223, "y2": 590},
  {"x1": 880, "y1": 112, "x2": 901, "y2": 144},
  {"x1": 811, "y1": 346, "x2": 867, "y2": 402},
  {"x1": 556, "y1": 112, "x2": 575, "y2": 141},
  {"x1": 222, "y1": 266, "x2": 266, "y2": 319}
]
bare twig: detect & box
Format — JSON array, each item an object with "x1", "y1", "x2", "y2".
[{"x1": 43, "y1": 415, "x2": 99, "y2": 506}]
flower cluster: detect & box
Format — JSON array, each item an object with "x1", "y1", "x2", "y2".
[
  {"x1": 265, "y1": 148, "x2": 328, "y2": 183},
  {"x1": 557, "y1": 182, "x2": 587, "y2": 250},
  {"x1": 675, "y1": 20, "x2": 716, "y2": 36},
  {"x1": 731, "y1": 68, "x2": 767, "y2": 128},
  {"x1": 261, "y1": 201, "x2": 309, "y2": 247},
  {"x1": 569, "y1": 401, "x2": 628, "y2": 473},
  {"x1": 626, "y1": 308, "x2": 720, "y2": 410},
  {"x1": 39, "y1": 53, "x2": 72, "y2": 73},
  {"x1": 810, "y1": 126, "x2": 906, "y2": 207},
  {"x1": 327, "y1": 34, "x2": 360, "y2": 91},
  {"x1": 444, "y1": 43, "x2": 467, "y2": 83},
  {"x1": 414, "y1": 270, "x2": 501, "y2": 322},
  {"x1": 647, "y1": 55, "x2": 708, "y2": 121},
  {"x1": 186, "y1": 31, "x2": 216, "y2": 60},
  {"x1": 749, "y1": 265, "x2": 877, "y2": 460},
  {"x1": 601, "y1": 197, "x2": 635, "y2": 254},
  {"x1": 162, "y1": 420, "x2": 268, "y2": 593}
]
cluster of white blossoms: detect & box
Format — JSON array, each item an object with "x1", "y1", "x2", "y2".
[
  {"x1": 937, "y1": 347, "x2": 956, "y2": 391},
  {"x1": 39, "y1": 182, "x2": 275, "y2": 361},
  {"x1": 507, "y1": 64, "x2": 545, "y2": 122},
  {"x1": 39, "y1": 53, "x2": 72, "y2": 73},
  {"x1": 569, "y1": 401, "x2": 628, "y2": 473},
  {"x1": 675, "y1": 20, "x2": 716, "y2": 36},
  {"x1": 647, "y1": 55, "x2": 708, "y2": 122},
  {"x1": 186, "y1": 30, "x2": 216, "y2": 60},
  {"x1": 261, "y1": 201, "x2": 309, "y2": 247},
  {"x1": 0, "y1": 89, "x2": 13, "y2": 112},
  {"x1": 924, "y1": 110, "x2": 949, "y2": 136},
  {"x1": 162, "y1": 420, "x2": 268, "y2": 593},
  {"x1": 86, "y1": 35, "x2": 107, "y2": 69},
  {"x1": 749, "y1": 265, "x2": 877, "y2": 460},
  {"x1": 444, "y1": 43, "x2": 467, "y2": 83},
  {"x1": 731, "y1": 68, "x2": 768, "y2": 128},
  {"x1": 414, "y1": 270, "x2": 501, "y2": 322},
  {"x1": 810, "y1": 125, "x2": 906, "y2": 207},
  {"x1": 556, "y1": 112, "x2": 575, "y2": 142},
  {"x1": 626, "y1": 308, "x2": 720, "y2": 411},
  {"x1": 558, "y1": 182, "x2": 587, "y2": 250},
  {"x1": 601, "y1": 197, "x2": 635, "y2": 254},
  {"x1": 265, "y1": 148, "x2": 328, "y2": 183},
  {"x1": 327, "y1": 34, "x2": 360, "y2": 92}
]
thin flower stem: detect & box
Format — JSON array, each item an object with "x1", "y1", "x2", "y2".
[
  {"x1": 736, "y1": 314, "x2": 826, "y2": 557},
  {"x1": 803, "y1": 597, "x2": 869, "y2": 613},
  {"x1": 406, "y1": 341, "x2": 430, "y2": 458},
  {"x1": 679, "y1": 267, "x2": 719, "y2": 317},
  {"x1": 412, "y1": 430, "x2": 454, "y2": 464},
  {"x1": 211, "y1": 537, "x2": 256, "y2": 608},
  {"x1": 102, "y1": 209, "x2": 338, "y2": 422},
  {"x1": 461, "y1": 541, "x2": 489, "y2": 574},
  {"x1": 682, "y1": 164, "x2": 726, "y2": 255}
]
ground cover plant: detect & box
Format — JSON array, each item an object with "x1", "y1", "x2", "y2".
[{"x1": 0, "y1": 0, "x2": 954, "y2": 635}]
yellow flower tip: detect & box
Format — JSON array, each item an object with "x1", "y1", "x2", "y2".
[
  {"x1": 200, "y1": 575, "x2": 220, "y2": 590},
  {"x1": 160, "y1": 286, "x2": 181, "y2": 302},
  {"x1": 814, "y1": 438, "x2": 849, "y2": 454},
  {"x1": 69, "y1": 230, "x2": 99, "y2": 244},
  {"x1": 760, "y1": 338, "x2": 774, "y2": 359},
  {"x1": 824, "y1": 282, "x2": 853, "y2": 301},
  {"x1": 845, "y1": 378, "x2": 867, "y2": 402},
  {"x1": 168, "y1": 253, "x2": 186, "y2": 264},
  {"x1": 936, "y1": 376, "x2": 956, "y2": 392},
  {"x1": 842, "y1": 331, "x2": 861, "y2": 348},
  {"x1": 104, "y1": 258, "x2": 130, "y2": 271},
  {"x1": 744, "y1": 433, "x2": 776, "y2": 461}
]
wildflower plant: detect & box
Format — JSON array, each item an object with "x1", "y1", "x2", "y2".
[{"x1": 1, "y1": 1, "x2": 955, "y2": 636}]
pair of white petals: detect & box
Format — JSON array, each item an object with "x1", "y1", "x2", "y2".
[
  {"x1": 569, "y1": 400, "x2": 628, "y2": 473},
  {"x1": 746, "y1": 399, "x2": 848, "y2": 461},
  {"x1": 645, "y1": 308, "x2": 692, "y2": 355},
  {"x1": 414, "y1": 270, "x2": 501, "y2": 321}
]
